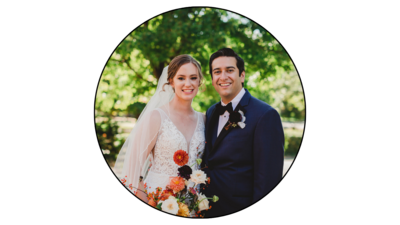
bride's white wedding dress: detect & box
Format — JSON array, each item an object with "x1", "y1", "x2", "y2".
[
  {"x1": 144, "y1": 108, "x2": 205, "y2": 193},
  {"x1": 113, "y1": 65, "x2": 205, "y2": 197}
]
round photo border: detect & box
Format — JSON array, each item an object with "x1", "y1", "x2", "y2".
[{"x1": 92, "y1": 6, "x2": 308, "y2": 219}]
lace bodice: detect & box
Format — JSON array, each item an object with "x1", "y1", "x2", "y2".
[{"x1": 150, "y1": 109, "x2": 205, "y2": 176}]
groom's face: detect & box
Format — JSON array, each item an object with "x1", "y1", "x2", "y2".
[{"x1": 211, "y1": 56, "x2": 245, "y2": 103}]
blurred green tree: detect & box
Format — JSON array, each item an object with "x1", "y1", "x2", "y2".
[
  {"x1": 95, "y1": 7, "x2": 304, "y2": 162},
  {"x1": 96, "y1": 8, "x2": 296, "y2": 115},
  {"x1": 248, "y1": 71, "x2": 305, "y2": 121}
]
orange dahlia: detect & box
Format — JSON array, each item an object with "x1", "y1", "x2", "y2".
[
  {"x1": 173, "y1": 150, "x2": 189, "y2": 166},
  {"x1": 169, "y1": 176, "x2": 185, "y2": 193}
]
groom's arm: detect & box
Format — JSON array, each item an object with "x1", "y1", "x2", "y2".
[{"x1": 252, "y1": 108, "x2": 284, "y2": 203}]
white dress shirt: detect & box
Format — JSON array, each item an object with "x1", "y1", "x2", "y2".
[{"x1": 217, "y1": 88, "x2": 246, "y2": 136}]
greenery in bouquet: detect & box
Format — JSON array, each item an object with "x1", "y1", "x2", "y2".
[{"x1": 144, "y1": 149, "x2": 218, "y2": 217}]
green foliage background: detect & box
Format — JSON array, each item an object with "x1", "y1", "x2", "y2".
[{"x1": 95, "y1": 8, "x2": 305, "y2": 166}]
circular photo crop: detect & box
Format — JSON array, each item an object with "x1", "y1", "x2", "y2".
[{"x1": 94, "y1": 7, "x2": 305, "y2": 218}]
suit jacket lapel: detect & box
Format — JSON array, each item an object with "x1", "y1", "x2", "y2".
[
  {"x1": 206, "y1": 106, "x2": 219, "y2": 152},
  {"x1": 211, "y1": 120, "x2": 231, "y2": 152},
  {"x1": 211, "y1": 89, "x2": 251, "y2": 152}
]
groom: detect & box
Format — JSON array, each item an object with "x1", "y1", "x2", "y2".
[{"x1": 202, "y1": 48, "x2": 284, "y2": 217}]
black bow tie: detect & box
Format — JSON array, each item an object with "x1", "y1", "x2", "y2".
[{"x1": 216, "y1": 102, "x2": 233, "y2": 115}]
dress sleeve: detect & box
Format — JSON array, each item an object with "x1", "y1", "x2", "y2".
[{"x1": 114, "y1": 109, "x2": 162, "y2": 192}]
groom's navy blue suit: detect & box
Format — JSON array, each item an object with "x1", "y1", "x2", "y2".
[{"x1": 202, "y1": 89, "x2": 284, "y2": 217}]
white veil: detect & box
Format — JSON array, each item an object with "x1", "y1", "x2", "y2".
[{"x1": 113, "y1": 66, "x2": 174, "y2": 192}]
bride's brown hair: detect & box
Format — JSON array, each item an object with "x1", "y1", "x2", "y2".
[{"x1": 163, "y1": 54, "x2": 203, "y2": 92}]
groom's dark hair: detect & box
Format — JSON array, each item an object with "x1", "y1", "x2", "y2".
[{"x1": 209, "y1": 48, "x2": 245, "y2": 87}]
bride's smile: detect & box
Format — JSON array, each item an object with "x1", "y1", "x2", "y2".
[{"x1": 170, "y1": 63, "x2": 200, "y2": 101}]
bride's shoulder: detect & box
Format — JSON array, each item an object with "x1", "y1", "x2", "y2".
[
  {"x1": 146, "y1": 109, "x2": 162, "y2": 124},
  {"x1": 136, "y1": 109, "x2": 163, "y2": 132},
  {"x1": 156, "y1": 104, "x2": 170, "y2": 115},
  {"x1": 150, "y1": 108, "x2": 162, "y2": 116}
]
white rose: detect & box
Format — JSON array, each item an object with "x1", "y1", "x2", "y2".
[
  {"x1": 160, "y1": 198, "x2": 179, "y2": 215},
  {"x1": 190, "y1": 170, "x2": 207, "y2": 185},
  {"x1": 167, "y1": 195, "x2": 176, "y2": 200},
  {"x1": 197, "y1": 193, "x2": 209, "y2": 211}
]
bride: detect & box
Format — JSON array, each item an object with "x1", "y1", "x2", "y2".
[{"x1": 113, "y1": 55, "x2": 205, "y2": 203}]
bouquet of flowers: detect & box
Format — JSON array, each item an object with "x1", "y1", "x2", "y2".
[{"x1": 144, "y1": 149, "x2": 218, "y2": 217}]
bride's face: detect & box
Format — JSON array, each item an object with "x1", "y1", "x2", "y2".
[{"x1": 170, "y1": 63, "x2": 200, "y2": 101}]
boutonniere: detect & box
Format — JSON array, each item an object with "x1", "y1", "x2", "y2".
[{"x1": 225, "y1": 109, "x2": 246, "y2": 130}]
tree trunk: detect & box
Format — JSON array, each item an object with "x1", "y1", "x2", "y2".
[{"x1": 153, "y1": 62, "x2": 165, "y2": 80}]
